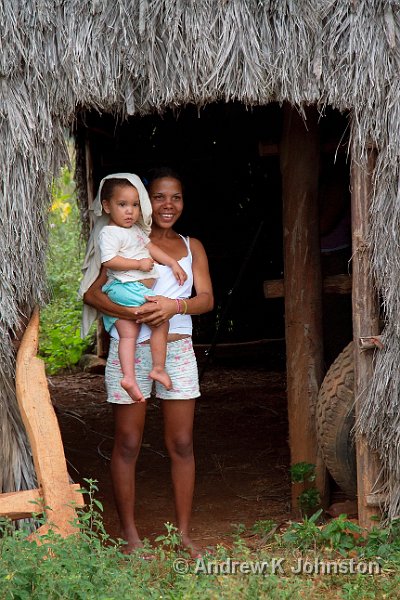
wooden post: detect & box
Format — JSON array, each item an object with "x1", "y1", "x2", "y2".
[
  {"x1": 85, "y1": 131, "x2": 109, "y2": 358},
  {"x1": 280, "y1": 105, "x2": 327, "y2": 512},
  {"x1": 351, "y1": 150, "x2": 382, "y2": 528}
]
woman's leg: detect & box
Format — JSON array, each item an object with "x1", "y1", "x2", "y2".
[
  {"x1": 111, "y1": 402, "x2": 146, "y2": 553},
  {"x1": 115, "y1": 319, "x2": 144, "y2": 402},
  {"x1": 162, "y1": 399, "x2": 199, "y2": 555},
  {"x1": 149, "y1": 322, "x2": 172, "y2": 390}
]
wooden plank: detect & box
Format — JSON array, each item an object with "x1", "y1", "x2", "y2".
[
  {"x1": 263, "y1": 274, "x2": 352, "y2": 298},
  {"x1": 351, "y1": 149, "x2": 382, "y2": 528},
  {"x1": 0, "y1": 489, "x2": 42, "y2": 520},
  {"x1": 259, "y1": 140, "x2": 348, "y2": 157},
  {"x1": 280, "y1": 105, "x2": 328, "y2": 513},
  {"x1": 0, "y1": 484, "x2": 83, "y2": 521},
  {"x1": 15, "y1": 308, "x2": 84, "y2": 536}
]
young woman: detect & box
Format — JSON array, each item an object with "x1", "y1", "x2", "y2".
[
  {"x1": 83, "y1": 168, "x2": 214, "y2": 556},
  {"x1": 98, "y1": 174, "x2": 186, "y2": 402}
]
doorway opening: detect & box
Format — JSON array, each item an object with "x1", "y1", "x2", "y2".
[{"x1": 69, "y1": 102, "x2": 352, "y2": 540}]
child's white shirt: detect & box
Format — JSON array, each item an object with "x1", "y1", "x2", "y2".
[{"x1": 98, "y1": 224, "x2": 159, "y2": 284}]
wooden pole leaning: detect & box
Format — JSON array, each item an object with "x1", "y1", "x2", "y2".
[{"x1": 0, "y1": 307, "x2": 85, "y2": 536}]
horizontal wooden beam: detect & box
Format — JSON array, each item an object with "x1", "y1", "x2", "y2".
[
  {"x1": 366, "y1": 493, "x2": 386, "y2": 507},
  {"x1": 0, "y1": 488, "x2": 42, "y2": 520},
  {"x1": 0, "y1": 484, "x2": 84, "y2": 521},
  {"x1": 264, "y1": 273, "x2": 352, "y2": 299},
  {"x1": 259, "y1": 140, "x2": 348, "y2": 157}
]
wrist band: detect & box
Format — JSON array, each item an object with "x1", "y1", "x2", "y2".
[
  {"x1": 181, "y1": 299, "x2": 188, "y2": 315},
  {"x1": 175, "y1": 298, "x2": 182, "y2": 314}
]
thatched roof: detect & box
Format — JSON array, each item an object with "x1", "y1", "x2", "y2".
[{"x1": 1, "y1": 0, "x2": 400, "y2": 517}]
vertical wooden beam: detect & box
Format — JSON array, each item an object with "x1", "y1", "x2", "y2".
[
  {"x1": 351, "y1": 149, "x2": 381, "y2": 528},
  {"x1": 85, "y1": 132, "x2": 95, "y2": 226},
  {"x1": 85, "y1": 131, "x2": 109, "y2": 358},
  {"x1": 280, "y1": 105, "x2": 327, "y2": 513}
]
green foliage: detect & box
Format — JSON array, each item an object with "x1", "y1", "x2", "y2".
[
  {"x1": 3, "y1": 489, "x2": 400, "y2": 599},
  {"x1": 155, "y1": 522, "x2": 182, "y2": 555},
  {"x1": 321, "y1": 514, "x2": 362, "y2": 556},
  {"x1": 361, "y1": 518, "x2": 400, "y2": 560},
  {"x1": 290, "y1": 462, "x2": 316, "y2": 484},
  {"x1": 282, "y1": 509, "x2": 324, "y2": 550},
  {"x1": 290, "y1": 463, "x2": 320, "y2": 516},
  {"x1": 251, "y1": 519, "x2": 276, "y2": 537},
  {"x1": 298, "y1": 488, "x2": 321, "y2": 515},
  {"x1": 39, "y1": 165, "x2": 93, "y2": 373}
]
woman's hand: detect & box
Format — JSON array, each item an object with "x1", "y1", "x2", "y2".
[{"x1": 135, "y1": 295, "x2": 177, "y2": 327}]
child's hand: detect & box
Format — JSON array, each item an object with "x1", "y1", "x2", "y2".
[
  {"x1": 172, "y1": 262, "x2": 187, "y2": 285},
  {"x1": 139, "y1": 258, "x2": 155, "y2": 272}
]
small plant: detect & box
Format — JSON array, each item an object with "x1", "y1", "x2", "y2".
[
  {"x1": 282, "y1": 508, "x2": 323, "y2": 550},
  {"x1": 230, "y1": 523, "x2": 250, "y2": 556},
  {"x1": 290, "y1": 462, "x2": 321, "y2": 515},
  {"x1": 251, "y1": 519, "x2": 276, "y2": 537},
  {"x1": 290, "y1": 462, "x2": 316, "y2": 484},
  {"x1": 155, "y1": 522, "x2": 182, "y2": 554},
  {"x1": 321, "y1": 513, "x2": 362, "y2": 556}
]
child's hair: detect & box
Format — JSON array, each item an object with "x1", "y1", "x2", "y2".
[
  {"x1": 145, "y1": 167, "x2": 184, "y2": 191},
  {"x1": 101, "y1": 178, "x2": 134, "y2": 202}
]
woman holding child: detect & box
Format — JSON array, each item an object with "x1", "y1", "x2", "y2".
[{"x1": 81, "y1": 168, "x2": 214, "y2": 556}]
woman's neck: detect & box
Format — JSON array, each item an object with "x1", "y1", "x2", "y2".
[{"x1": 150, "y1": 227, "x2": 178, "y2": 241}]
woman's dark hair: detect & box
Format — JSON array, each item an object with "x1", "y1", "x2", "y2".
[
  {"x1": 100, "y1": 178, "x2": 134, "y2": 202},
  {"x1": 145, "y1": 167, "x2": 184, "y2": 191}
]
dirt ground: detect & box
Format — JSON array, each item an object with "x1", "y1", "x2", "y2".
[{"x1": 48, "y1": 360, "x2": 291, "y2": 550}]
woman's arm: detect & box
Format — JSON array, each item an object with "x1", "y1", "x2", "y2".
[
  {"x1": 135, "y1": 238, "x2": 214, "y2": 327},
  {"x1": 83, "y1": 267, "x2": 139, "y2": 320}
]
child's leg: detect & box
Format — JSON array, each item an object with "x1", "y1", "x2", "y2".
[
  {"x1": 149, "y1": 322, "x2": 172, "y2": 390},
  {"x1": 115, "y1": 319, "x2": 145, "y2": 403}
]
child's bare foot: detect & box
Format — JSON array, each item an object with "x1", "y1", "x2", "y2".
[
  {"x1": 150, "y1": 367, "x2": 172, "y2": 390},
  {"x1": 120, "y1": 377, "x2": 145, "y2": 402}
]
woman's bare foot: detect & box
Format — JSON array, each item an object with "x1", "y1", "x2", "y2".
[
  {"x1": 150, "y1": 367, "x2": 172, "y2": 390},
  {"x1": 181, "y1": 534, "x2": 203, "y2": 559},
  {"x1": 120, "y1": 377, "x2": 145, "y2": 402},
  {"x1": 119, "y1": 530, "x2": 154, "y2": 559},
  {"x1": 119, "y1": 529, "x2": 143, "y2": 555}
]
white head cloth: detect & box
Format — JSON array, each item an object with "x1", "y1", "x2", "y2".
[{"x1": 78, "y1": 173, "x2": 152, "y2": 338}]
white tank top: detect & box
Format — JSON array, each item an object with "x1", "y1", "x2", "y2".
[{"x1": 110, "y1": 235, "x2": 193, "y2": 343}]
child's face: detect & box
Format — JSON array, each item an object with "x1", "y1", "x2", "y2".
[{"x1": 102, "y1": 185, "x2": 140, "y2": 228}]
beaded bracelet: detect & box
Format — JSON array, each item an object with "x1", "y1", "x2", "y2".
[{"x1": 175, "y1": 298, "x2": 182, "y2": 314}]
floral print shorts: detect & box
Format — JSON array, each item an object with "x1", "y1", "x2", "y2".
[{"x1": 105, "y1": 337, "x2": 200, "y2": 403}]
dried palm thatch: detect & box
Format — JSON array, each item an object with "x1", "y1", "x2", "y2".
[{"x1": 1, "y1": 0, "x2": 400, "y2": 517}]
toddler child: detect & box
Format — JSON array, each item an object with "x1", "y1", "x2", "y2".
[{"x1": 98, "y1": 174, "x2": 186, "y2": 402}]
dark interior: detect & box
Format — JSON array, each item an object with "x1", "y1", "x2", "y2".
[{"x1": 76, "y1": 103, "x2": 352, "y2": 369}]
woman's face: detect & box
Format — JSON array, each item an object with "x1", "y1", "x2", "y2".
[{"x1": 148, "y1": 177, "x2": 183, "y2": 229}]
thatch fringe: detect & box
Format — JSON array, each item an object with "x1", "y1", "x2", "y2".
[{"x1": 2, "y1": 0, "x2": 400, "y2": 514}]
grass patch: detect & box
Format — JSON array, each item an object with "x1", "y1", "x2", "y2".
[{"x1": 2, "y1": 483, "x2": 400, "y2": 599}]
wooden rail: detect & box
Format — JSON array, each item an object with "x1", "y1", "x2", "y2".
[{"x1": 264, "y1": 273, "x2": 352, "y2": 299}]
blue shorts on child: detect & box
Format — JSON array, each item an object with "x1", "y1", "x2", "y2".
[{"x1": 101, "y1": 279, "x2": 155, "y2": 332}]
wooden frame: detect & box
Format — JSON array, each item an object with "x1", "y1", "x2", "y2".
[{"x1": 0, "y1": 308, "x2": 84, "y2": 536}]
